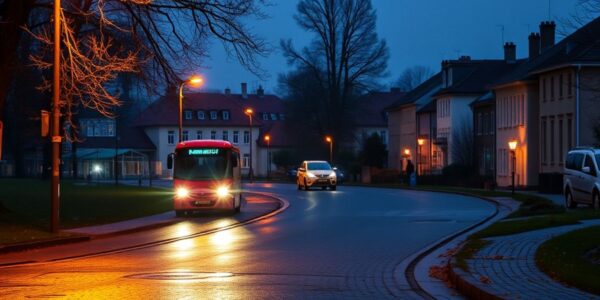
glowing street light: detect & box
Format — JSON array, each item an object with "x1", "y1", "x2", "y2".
[
  {"x1": 245, "y1": 108, "x2": 254, "y2": 181},
  {"x1": 178, "y1": 75, "x2": 204, "y2": 142},
  {"x1": 264, "y1": 134, "x2": 271, "y2": 179},
  {"x1": 417, "y1": 138, "x2": 425, "y2": 175},
  {"x1": 325, "y1": 136, "x2": 333, "y2": 164},
  {"x1": 403, "y1": 148, "x2": 411, "y2": 157},
  {"x1": 508, "y1": 139, "x2": 518, "y2": 194}
]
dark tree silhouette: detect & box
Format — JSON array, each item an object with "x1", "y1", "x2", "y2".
[{"x1": 394, "y1": 65, "x2": 434, "y2": 92}]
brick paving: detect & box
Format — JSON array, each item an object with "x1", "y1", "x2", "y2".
[{"x1": 464, "y1": 220, "x2": 600, "y2": 299}]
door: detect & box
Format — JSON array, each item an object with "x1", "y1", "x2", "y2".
[{"x1": 571, "y1": 153, "x2": 586, "y2": 201}]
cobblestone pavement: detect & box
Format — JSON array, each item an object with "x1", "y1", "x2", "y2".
[
  {"x1": 465, "y1": 220, "x2": 600, "y2": 299},
  {"x1": 0, "y1": 184, "x2": 496, "y2": 299}
]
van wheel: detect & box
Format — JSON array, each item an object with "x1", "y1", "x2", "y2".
[
  {"x1": 593, "y1": 191, "x2": 599, "y2": 211},
  {"x1": 565, "y1": 190, "x2": 577, "y2": 209}
]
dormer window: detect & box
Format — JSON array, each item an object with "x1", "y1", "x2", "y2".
[
  {"x1": 184, "y1": 110, "x2": 193, "y2": 120},
  {"x1": 222, "y1": 110, "x2": 230, "y2": 120},
  {"x1": 270, "y1": 113, "x2": 278, "y2": 121},
  {"x1": 279, "y1": 113, "x2": 285, "y2": 121},
  {"x1": 210, "y1": 111, "x2": 218, "y2": 120},
  {"x1": 262, "y1": 113, "x2": 269, "y2": 121},
  {"x1": 197, "y1": 110, "x2": 205, "y2": 120}
]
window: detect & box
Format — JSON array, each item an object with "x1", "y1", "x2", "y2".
[
  {"x1": 489, "y1": 111, "x2": 495, "y2": 134},
  {"x1": 584, "y1": 155, "x2": 596, "y2": 173},
  {"x1": 568, "y1": 73, "x2": 573, "y2": 96},
  {"x1": 197, "y1": 110, "x2": 205, "y2": 120},
  {"x1": 541, "y1": 118, "x2": 547, "y2": 164},
  {"x1": 182, "y1": 130, "x2": 189, "y2": 141},
  {"x1": 211, "y1": 131, "x2": 216, "y2": 140},
  {"x1": 279, "y1": 113, "x2": 285, "y2": 120},
  {"x1": 81, "y1": 119, "x2": 116, "y2": 137},
  {"x1": 196, "y1": 130, "x2": 203, "y2": 140},
  {"x1": 543, "y1": 78, "x2": 547, "y2": 101},
  {"x1": 184, "y1": 110, "x2": 193, "y2": 120},
  {"x1": 168, "y1": 130, "x2": 175, "y2": 144},
  {"x1": 222, "y1": 110, "x2": 230, "y2": 120},
  {"x1": 559, "y1": 74, "x2": 564, "y2": 98},
  {"x1": 477, "y1": 113, "x2": 483, "y2": 135},
  {"x1": 210, "y1": 111, "x2": 218, "y2": 120},
  {"x1": 559, "y1": 119, "x2": 564, "y2": 164},
  {"x1": 242, "y1": 154, "x2": 250, "y2": 168},
  {"x1": 550, "y1": 118, "x2": 555, "y2": 165},
  {"x1": 567, "y1": 116, "x2": 573, "y2": 151},
  {"x1": 262, "y1": 113, "x2": 269, "y2": 121},
  {"x1": 566, "y1": 153, "x2": 584, "y2": 171},
  {"x1": 243, "y1": 131, "x2": 250, "y2": 144},
  {"x1": 271, "y1": 113, "x2": 278, "y2": 121},
  {"x1": 550, "y1": 76, "x2": 555, "y2": 100},
  {"x1": 233, "y1": 131, "x2": 239, "y2": 144},
  {"x1": 222, "y1": 130, "x2": 229, "y2": 141},
  {"x1": 380, "y1": 130, "x2": 386, "y2": 144}
]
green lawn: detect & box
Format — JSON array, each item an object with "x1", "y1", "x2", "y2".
[
  {"x1": 0, "y1": 179, "x2": 173, "y2": 244},
  {"x1": 536, "y1": 225, "x2": 600, "y2": 295}
]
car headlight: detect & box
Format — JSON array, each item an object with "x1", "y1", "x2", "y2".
[
  {"x1": 176, "y1": 187, "x2": 190, "y2": 198},
  {"x1": 307, "y1": 172, "x2": 317, "y2": 179},
  {"x1": 329, "y1": 172, "x2": 336, "y2": 178},
  {"x1": 216, "y1": 186, "x2": 230, "y2": 198}
]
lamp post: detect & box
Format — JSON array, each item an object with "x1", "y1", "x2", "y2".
[
  {"x1": 178, "y1": 75, "x2": 203, "y2": 143},
  {"x1": 50, "y1": 0, "x2": 62, "y2": 233},
  {"x1": 325, "y1": 136, "x2": 333, "y2": 164},
  {"x1": 508, "y1": 139, "x2": 517, "y2": 195},
  {"x1": 264, "y1": 134, "x2": 271, "y2": 180},
  {"x1": 245, "y1": 108, "x2": 254, "y2": 181},
  {"x1": 417, "y1": 138, "x2": 425, "y2": 175}
]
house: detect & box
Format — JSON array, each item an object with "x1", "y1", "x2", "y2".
[
  {"x1": 134, "y1": 84, "x2": 288, "y2": 177},
  {"x1": 387, "y1": 73, "x2": 442, "y2": 174},
  {"x1": 492, "y1": 18, "x2": 600, "y2": 189},
  {"x1": 470, "y1": 91, "x2": 496, "y2": 178}
]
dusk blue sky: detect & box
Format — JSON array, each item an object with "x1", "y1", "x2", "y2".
[{"x1": 199, "y1": 0, "x2": 581, "y2": 95}]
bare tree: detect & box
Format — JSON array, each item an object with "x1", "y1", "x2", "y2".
[
  {"x1": 394, "y1": 65, "x2": 433, "y2": 92},
  {"x1": 280, "y1": 0, "x2": 389, "y2": 146},
  {"x1": 451, "y1": 117, "x2": 474, "y2": 167}
]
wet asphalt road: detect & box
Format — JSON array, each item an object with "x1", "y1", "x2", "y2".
[{"x1": 0, "y1": 183, "x2": 495, "y2": 299}]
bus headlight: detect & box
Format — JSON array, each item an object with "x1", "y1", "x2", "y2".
[
  {"x1": 176, "y1": 187, "x2": 190, "y2": 199},
  {"x1": 216, "y1": 186, "x2": 230, "y2": 198}
]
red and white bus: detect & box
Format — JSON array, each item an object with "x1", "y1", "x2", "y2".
[{"x1": 167, "y1": 140, "x2": 242, "y2": 216}]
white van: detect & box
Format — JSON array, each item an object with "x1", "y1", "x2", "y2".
[{"x1": 563, "y1": 148, "x2": 600, "y2": 209}]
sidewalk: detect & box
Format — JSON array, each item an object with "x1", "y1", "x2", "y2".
[{"x1": 450, "y1": 220, "x2": 600, "y2": 299}]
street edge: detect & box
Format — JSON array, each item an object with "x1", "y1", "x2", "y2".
[
  {"x1": 0, "y1": 191, "x2": 288, "y2": 255},
  {"x1": 397, "y1": 189, "x2": 503, "y2": 299}
]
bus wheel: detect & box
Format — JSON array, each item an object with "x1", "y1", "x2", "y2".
[{"x1": 175, "y1": 210, "x2": 185, "y2": 217}]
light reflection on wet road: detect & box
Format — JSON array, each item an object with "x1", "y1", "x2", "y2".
[{"x1": 0, "y1": 183, "x2": 495, "y2": 299}]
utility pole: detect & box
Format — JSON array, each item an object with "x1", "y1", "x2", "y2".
[{"x1": 50, "y1": 0, "x2": 61, "y2": 233}]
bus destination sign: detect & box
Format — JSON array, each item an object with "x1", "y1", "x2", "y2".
[{"x1": 188, "y1": 148, "x2": 220, "y2": 156}]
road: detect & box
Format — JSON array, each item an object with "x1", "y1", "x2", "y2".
[{"x1": 0, "y1": 183, "x2": 495, "y2": 299}]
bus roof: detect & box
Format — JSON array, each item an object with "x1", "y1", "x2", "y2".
[{"x1": 176, "y1": 140, "x2": 236, "y2": 150}]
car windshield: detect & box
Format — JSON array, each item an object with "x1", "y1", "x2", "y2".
[
  {"x1": 174, "y1": 148, "x2": 231, "y2": 180},
  {"x1": 596, "y1": 155, "x2": 600, "y2": 168},
  {"x1": 307, "y1": 162, "x2": 332, "y2": 170}
]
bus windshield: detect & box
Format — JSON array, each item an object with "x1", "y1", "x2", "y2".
[{"x1": 174, "y1": 148, "x2": 231, "y2": 180}]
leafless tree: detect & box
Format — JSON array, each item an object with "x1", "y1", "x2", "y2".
[
  {"x1": 280, "y1": 0, "x2": 389, "y2": 145},
  {"x1": 0, "y1": 0, "x2": 270, "y2": 139},
  {"x1": 394, "y1": 65, "x2": 433, "y2": 92},
  {"x1": 559, "y1": 0, "x2": 600, "y2": 36},
  {"x1": 451, "y1": 117, "x2": 474, "y2": 167}
]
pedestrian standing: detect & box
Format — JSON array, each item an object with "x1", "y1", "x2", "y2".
[{"x1": 406, "y1": 159, "x2": 415, "y2": 185}]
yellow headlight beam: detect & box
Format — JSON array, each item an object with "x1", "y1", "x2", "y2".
[
  {"x1": 176, "y1": 187, "x2": 190, "y2": 198},
  {"x1": 216, "y1": 186, "x2": 230, "y2": 198}
]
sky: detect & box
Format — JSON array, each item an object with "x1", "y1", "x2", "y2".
[{"x1": 198, "y1": 0, "x2": 581, "y2": 95}]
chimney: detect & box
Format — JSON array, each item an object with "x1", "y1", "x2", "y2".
[
  {"x1": 529, "y1": 32, "x2": 541, "y2": 59},
  {"x1": 224, "y1": 87, "x2": 231, "y2": 95},
  {"x1": 241, "y1": 82, "x2": 247, "y2": 99},
  {"x1": 257, "y1": 85, "x2": 264, "y2": 97},
  {"x1": 503, "y1": 42, "x2": 516, "y2": 63},
  {"x1": 540, "y1": 21, "x2": 556, "y2": 51}
]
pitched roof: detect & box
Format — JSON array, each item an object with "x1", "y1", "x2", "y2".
[
  {"x1": 436, "y1": 60, "x2": 520, "y2": 96},
  {"x1": 353, "y1": 90, "x2": 405, "y2": 127},
  {"x1": 387, "y1": 72, "x2": 443, "y2": 110},
  {"x1": 470, "y1": 91, "x2": 495, "y2": 107},
  {"x1": 494, "y1": 17, "x2": 600, "y2": 86},
  {"x1": 77, "y1": 126, "x2": 156, "y2": 150},
  {"x1": 134, "y1": 92, "x2": 284, "y2": 127}
]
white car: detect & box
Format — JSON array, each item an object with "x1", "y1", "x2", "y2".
[
  {"x1": 297, "y1": 160, "x2": 337, "y2": 191},
  {"x1": 563, "y1": 148, "x2": 600, "y2": 209}
]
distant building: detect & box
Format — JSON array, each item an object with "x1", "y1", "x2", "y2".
[{"x1": 134, "y1": 84, "x2": 289, "y2": 177}]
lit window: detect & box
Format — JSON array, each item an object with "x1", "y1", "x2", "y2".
[
  {"x1": 168, "y1": 130, "x2": 175, "y2": 144},
  {"x1": 242, "y1": 154, "x2": 250, "y2": 168},
  {"x1": 271, "y1": 113, "x2": 278, "y2": 121}
]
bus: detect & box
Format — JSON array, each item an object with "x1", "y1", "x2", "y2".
[{"x1": 167, "y1": 140, "x2": 242, "y2": 216}]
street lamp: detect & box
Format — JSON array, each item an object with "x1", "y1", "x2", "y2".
[
  {"x1": 264, "y1": 134, "x2": 271, "y2": 180},
  {"x1": 178, "y1": 75, "x2": 204, "y2": 143},
  {"x1": 508, "y1": 139, "x2": 517, "y2": 195},
  {"x1": 245, "y1": 108, "x2": 254, "y2": 181},
  {"x1": 325, "y1": 136, "x2": 333, "y2": 164},
  {"x1": 417, "y1": 138, "x2": 425, "y2": 175},
  {"x1": 50, "y1": 0, "x2": 62, "y2": 233}
]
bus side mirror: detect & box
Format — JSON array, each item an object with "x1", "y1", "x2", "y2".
[
  {"x1": 231, "y1": 153, "x2": 238, "y2": 168},
  {"x1": 167, "y1": 153, "x2": 174, "y2": 169}
]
